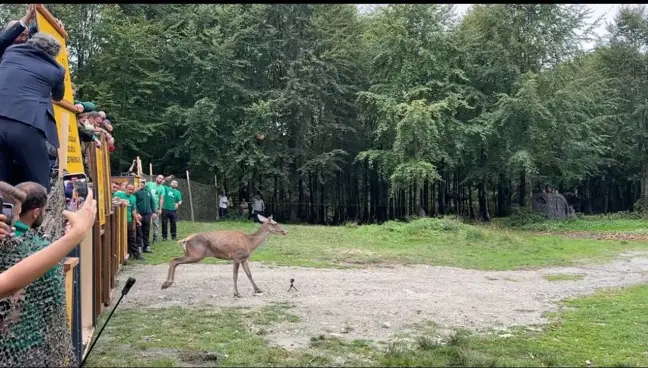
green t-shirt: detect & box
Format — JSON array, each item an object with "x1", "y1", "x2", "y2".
[
  {"x1": 0, "y1": 221, "x2": 65, "y2": 350},
  {"x1": 145, "y1": 182, "x2": 164, "y2": 212},
  {"x1": 113, "y1": 191, "x2": 136, "y2": 223},
  {"x1": 161, "y1": 186, "x2": 182, "y2": 211}
]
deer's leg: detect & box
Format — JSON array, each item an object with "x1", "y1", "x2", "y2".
[
  {"x1": 241, "y1": 260, "x2": 262, "y2": 294},
  {"x1": 161, "y1": 256, "x2": 200, "y2": 289},
  {"x1": 233, "y1": 262, "x2": 242, "y2": 298}
]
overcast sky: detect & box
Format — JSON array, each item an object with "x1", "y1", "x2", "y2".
[{"x1": 357, "y1": 4, "x2": 630, "y2": 49}]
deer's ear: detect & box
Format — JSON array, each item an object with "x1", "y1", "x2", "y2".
[
  {"x1": 257, "y1": 214, "x2": 268, "y2": 223},
  {"x1": 268, "y1": 215, "x2": 273, "y2": 220}
]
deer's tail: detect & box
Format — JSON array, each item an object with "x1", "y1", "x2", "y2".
[{"x1": 177, "y1": 234, "x2": 197, "y2": 254}]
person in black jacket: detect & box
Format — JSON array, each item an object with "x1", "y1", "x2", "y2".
[
  {"x1": 0, "y1": 5, "x2": 38, "y2": 57},
  {"x1": 0, "y1": 33, "x2": 64, "y2": 192}
]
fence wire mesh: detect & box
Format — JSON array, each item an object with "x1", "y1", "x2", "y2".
[{"x1": 0, "y1": 176, "x2": 76, "y2": 367}]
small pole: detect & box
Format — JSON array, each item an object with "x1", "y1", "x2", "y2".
[
  {"x1": 149, "y1": 163, "x2": 153, "y2": 177},
  {"x1": 186, "y1": 170, "x2": 195, "y2": 222}
]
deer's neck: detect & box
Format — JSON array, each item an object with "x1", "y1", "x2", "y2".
[{"x1": 247, "y1": 226, "x2": 271, "y2": 250}]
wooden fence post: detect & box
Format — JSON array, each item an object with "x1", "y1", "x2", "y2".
[{"x1": 186, "y1": 170, "x2": 195, "y2": 222}]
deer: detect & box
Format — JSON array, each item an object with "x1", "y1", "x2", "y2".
[{"x1": 160, "y1": 214, "x2": 287, "y2": 298}]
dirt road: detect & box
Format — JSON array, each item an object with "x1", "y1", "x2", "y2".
[{"x1": 116, "y1": 251, "x2": 648, "y2": 348}]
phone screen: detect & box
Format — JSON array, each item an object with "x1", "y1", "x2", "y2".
[
  {"x1": 63, "y1": 173, "x2": 89, "y2": 212},
  {"x1": 2, "y1": 203, "x2": 12, "y2": 225}
]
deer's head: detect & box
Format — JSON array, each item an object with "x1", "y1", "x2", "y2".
[{"x1": 258, "y1": 214, "x2": 287, "y2": 236}]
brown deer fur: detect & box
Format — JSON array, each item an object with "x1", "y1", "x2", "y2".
[{"x1": 160, "y1": 214, "x2": 287, "y2": 297}]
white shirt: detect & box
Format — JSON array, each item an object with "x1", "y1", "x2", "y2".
[{"x1": 219, "y1": 195, "x2": 228, "y2": 209}]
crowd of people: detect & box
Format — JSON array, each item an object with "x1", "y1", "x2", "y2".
[
  {"x1": 110, "y1": 174, "x2": 183, "y2": 261},
  {"x1": 219, "y1": 190, "x2": 266, "y2": 222}
]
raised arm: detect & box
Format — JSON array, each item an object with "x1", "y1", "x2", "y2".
[
  {"x1": 0, "y1": 190, "x2": 96, "y2": 299},
  {"x1": 51, "y1": 68, "x2": 65, "y2": 101}
]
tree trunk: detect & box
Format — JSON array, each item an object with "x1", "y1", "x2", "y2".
[
  {"x1": 518, "y1": 171, "x2": 526, "y2": 207},
  {"x1": 478, "y1": 177, "x2": 490, "y2": 221}
]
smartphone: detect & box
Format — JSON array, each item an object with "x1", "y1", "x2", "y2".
[
  {"x1": 2, "y1": 203, "x2": 12, "y2": 225},
  {"x1": 63, "y1": 173, "x2": 89, "y2": 212}
]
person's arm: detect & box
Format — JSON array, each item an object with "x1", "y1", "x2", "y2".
[
  {"x1": 158, "y1": 186, "x2": 165, "y2": 213},
  {"x1": 127, "y1": 160, "x2": 136, "y2": 174},
  {"x1": 0, "y1": 190, "x2": 96, "y2": 299},
  {"x1": 51, "y1": 68, "x2": 65, "y2": 101},
  {"x1": 0, "y1": 22, "x2": 25, "y2": 56},
  {"x1": 149, "y1": 193, "x2": 155, "y2": 214}
]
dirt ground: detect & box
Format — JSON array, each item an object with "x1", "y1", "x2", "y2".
[{"x1": 116, "y1": 251, "x2": 648, "y2": 349}]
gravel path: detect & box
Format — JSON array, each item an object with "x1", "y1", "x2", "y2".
[{"x1": 115, "y1": 251, "x2": 648, "y2": 348}]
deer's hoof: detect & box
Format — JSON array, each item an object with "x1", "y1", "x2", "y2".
[
  {"x1": 254, "y1": 289, "x2": 264, "y2": 295},
  {"x1": 234, "y1": 293, "x2": 242, "y2": 298},
  {"x1": 161, "y1": 282, "x2": 172, "y2": 290}
]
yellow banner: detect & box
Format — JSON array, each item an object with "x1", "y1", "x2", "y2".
[
  {"x1": 36, "y1": 7, "x2": 85, "y2": 175},
  {"x1": 95, "y1": 147, "x2": 106, "y2": 225}
]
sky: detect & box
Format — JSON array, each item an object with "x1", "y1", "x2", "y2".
[{"x1": 356, "y1": 4, "x2": 630, "y2": 49}]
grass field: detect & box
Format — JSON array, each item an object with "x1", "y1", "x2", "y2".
[
  {"x1": 89, "y1": 216, "x2": 648, "y2": 367},
  {"x1": 134, "y1": 217, "x2": 648, "y2": 270},
  {"x1": 86, "y1": 284, "x2": 648, "y2": 367}
]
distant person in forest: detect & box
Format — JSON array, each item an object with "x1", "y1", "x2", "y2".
[
  {"x1": 251, "y1": 194, "x2": 265, "y2": 223},
  {"x1": 219, "y1": 190, "x2": 229, "y2": 219},
  {"x1": 240, "y1": 198, "x2": 249, "y2": 218},
  {"x1": 161, "y1": 180, "x2": 182, "y2": 241}
]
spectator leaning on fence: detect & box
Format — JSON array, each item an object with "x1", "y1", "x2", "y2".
[
  {"x1": 6, "y1": 182, "x2": 64, "y2": 362},
  {"x1": 0, "y1": 182, "x2": 96, "y2": 365},
  {"x1": 113, "y1": 183, "x2": 142, "y2": 260},
  {"x1": 0, "y1": 32, "x2": 65, "y2": 192}
]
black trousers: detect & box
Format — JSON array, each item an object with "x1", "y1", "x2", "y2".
[
  {"x1": 161, "y1": 209, "x2": 177, "y2": 240},
  {"x1": 0, "y1": 117, "x2": 51, "y2": 192},
  {"x1": 219, "y1": 207, "x2": 228, "y2": 218},
  {"x1": 127, "y1": 223, "x2": 139, "y2": 257},
  {"x1": 136, "y1": 213, "x2": 151, "y2": 250}
]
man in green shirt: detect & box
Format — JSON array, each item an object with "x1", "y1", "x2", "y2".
[
  {"x1": 113, "y1": 183, "x2": 142, "y2": 260},
  {"x1": 145, "y1": 174, "x2": 166, "y2": 244},
  {"x1": 134, "y1": 180, "x2": 156, "y2": 253},
  {"x1": 161, "y1": 180, "x2": 182, "y2": 241}
]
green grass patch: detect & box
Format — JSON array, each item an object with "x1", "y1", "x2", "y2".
[
  {"x1": 543, "y1": 273, "x2": 586, "y2": 282},
  {"x1": 87, "y1": 285, "x2": 648, "y2": 367},
  {"x1": 134, "y1": 218, "x2": 648, "y2": 270},
  {"x1": 499, "y1": 212, "x2": 648, "y2": 233}
]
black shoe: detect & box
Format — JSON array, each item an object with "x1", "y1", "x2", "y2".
[
  {"x1": 162, "y1": 238, "x2": 167, "y2": 242},
  {"x1": 143, "y1": 248, "x2": 153, "y2": 253},
  {"x1": 133, "y1": 254, "x2": 144, "y2": 261},
  {"x1": 171, "y1": 237, "x2": 177, "y2": 241}
]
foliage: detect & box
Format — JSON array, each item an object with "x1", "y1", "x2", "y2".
[{"x1": 3, "y1": 3, "x2": 648, "y2": 222}]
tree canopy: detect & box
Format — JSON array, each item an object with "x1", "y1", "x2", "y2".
[{"x1": 2, "y1": 4, "x2": 646, "y2": 223}]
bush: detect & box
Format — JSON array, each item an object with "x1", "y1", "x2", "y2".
[{"x1": 503, "y1": 206, "x2": 548, "y2": 228}]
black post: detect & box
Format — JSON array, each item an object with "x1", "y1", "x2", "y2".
[{"x1": 67, "y1": 245, "x2": 83, "y2": 364}]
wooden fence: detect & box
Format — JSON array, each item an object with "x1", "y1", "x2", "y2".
[{"x1": 36, "y1": 4, "x2": 133, "y2": 361}]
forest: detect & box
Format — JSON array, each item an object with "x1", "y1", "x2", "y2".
[{"x1": 2, "y1": 4, "x2": 647, "y2": 224}]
